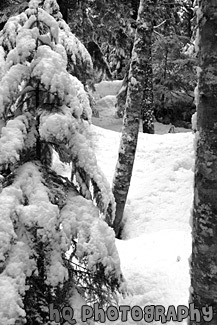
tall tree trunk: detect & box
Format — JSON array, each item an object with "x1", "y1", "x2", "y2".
[
  {"x1": 112, "y1": 0, "x2": 156, "y2": 238},
  {"x1": 190, "y1": 1, "x2": 217, "y2": 324},
  {"x1": 159, "y1": 45, "x2": 168, "y2": 118},
  {"x1": 141, "y1": 2, "x2": 155, "y2": 134}
]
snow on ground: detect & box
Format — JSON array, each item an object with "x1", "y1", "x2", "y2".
[
  {"x1": 93, "y1": 80, "x2": 123, "y2": 99},
  {"x1": 53, "y1": 80, "x2": 194, "y2": 324},
  {"x1": 90, "y1": 80, "x2": 194, "y2": 324},
  {"x1": 90, "y1": 126, "x2": 193, "y2": 325},
  {"x1": 92, "y1": 86, "x2": 192, "y2": 134}
]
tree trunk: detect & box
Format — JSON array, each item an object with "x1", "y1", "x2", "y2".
[
  {"x1": 115, "y1": 66, "x2": 129, "y2": 118},
  {"x1": 112, "y1": 0, "x2": 156, "y2": 238},
  {"x1": 141, "y1": 2, "x2": 155, "y2": 134},
  {"x1": 190, "y1": 1, "x2": 217, "y2": 324}
]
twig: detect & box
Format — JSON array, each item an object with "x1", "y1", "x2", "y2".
[
  {"x1": 153, "y1": 30, "x2": 164, "y2": 38},
  {"x1": 154, "y1": 20, "x2": 167, "y2": 29}
]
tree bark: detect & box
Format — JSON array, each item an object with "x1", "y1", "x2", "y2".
[
  {"x1": 140, "y1": 1, "x2": 155, "y2": 134},
  {"x1": 112, "y1": 0, "x2": 156, "y2": 238},
  {"x1": 190, "y1": 1, "x2": 217, "y2": 324}
]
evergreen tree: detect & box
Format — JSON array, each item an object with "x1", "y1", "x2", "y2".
[
  {"x1": 190, "y1": 1, "x2": 217, "y2": 324},
  {"x1": 0, "y1": 0, "x2": 29, "y2": 30},
  {"x1": 0, "y1": 1, "x2": 125, "y2": 324},
  {"x1": 68, "y1": 0, "x2": 133, "y2": 80},
  {"x1": 116, "y1": 0, "x2": 196, "y2": 128},
  {"x1": 153, "y1": 32, "x2": 196, "y2": 126},
  {"x1": 152, "y1": 0, "x2": 196, "y2": 127}
]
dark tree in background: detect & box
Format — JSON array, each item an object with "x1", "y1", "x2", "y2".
[
  {"x1": 152, "y1": 0, "x2": 196, "y2": 127},
  {"x1": 190, "y1": 1, "x2": 217, "y2": 324},
  {"x1": 0, "y1": 0, "x2": 29, "y2": 30},
  {"x1": 140, "y1": 0, "x2": 156, "y2": 134},
  {"x1": 68, "y1": 0, "x2": 134, "y2": 79},
  {"x1": 116, "y1": 0, "x2": 196, "y2": 129},
  {"x1": 56, "y1": 0, "x2": 68, "y2": 22}
]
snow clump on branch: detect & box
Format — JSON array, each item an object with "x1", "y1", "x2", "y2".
[{"x1": 0, "y1": 0, "x2": 124, "y2": 323}]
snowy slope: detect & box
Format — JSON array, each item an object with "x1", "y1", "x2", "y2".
[
  {"x1": 90, "y1": 125, "x2": 194, "y2": 325},
  {"x1": 52, "y1": 79, "x2": 194, "y2": 324},
  {"x1": 88, "y1": 78, "x2": 194, "y2": 324}
]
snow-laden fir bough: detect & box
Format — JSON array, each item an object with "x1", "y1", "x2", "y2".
[{"x1": 0, "y1": 0, "x2": 125, "y2": 324}]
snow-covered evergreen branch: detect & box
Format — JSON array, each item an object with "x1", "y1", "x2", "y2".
[{"x1": 0, "y1": 1, "x2": 123, "y2": 323}]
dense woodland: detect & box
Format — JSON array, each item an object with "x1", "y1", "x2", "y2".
[
  {"x1": 0, "y1": 0, "x2": 217, "y2": 324},
  {"x1": 1, "y1": 0, "x2": 196, "y2": 128},
  {"x1": 63, "y1": 0, "x2": 196, "y2": 129}
]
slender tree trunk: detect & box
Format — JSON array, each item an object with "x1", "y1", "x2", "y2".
[
  {"x1": 159, "y1": 45, "x2": 168, "y2": 119},
  {"x1": 112, "y1": 0, "x2": 156, "y2": 238},
  {"x1": 190, "y1": 1, "x2": 217, "y2": 324},
  {"x1": 115, "y1": 66, "x2": 129, "y2": 118},
  {"x1": 141, "y1": 2, "x2": 155, "y2": 134}
]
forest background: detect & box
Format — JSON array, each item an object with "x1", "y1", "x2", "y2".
[
  {"x1": 0, "y1": 1, "x2": 202, "y2": 324},
  {"x1": 0, "y1": 0, "x2": 197, "y2": 129}
]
